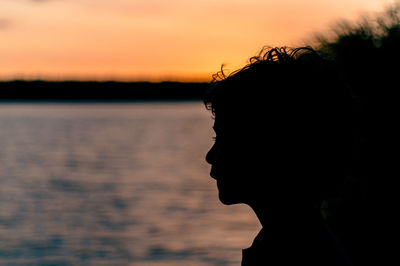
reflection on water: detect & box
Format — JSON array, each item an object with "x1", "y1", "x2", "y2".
[{"x1": 0, "y1": 103, "x2": 259, "y2": 266}]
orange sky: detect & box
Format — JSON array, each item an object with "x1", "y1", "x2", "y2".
[{"x1": 0, "y1": 0, "x2": 393, "y2": 81}]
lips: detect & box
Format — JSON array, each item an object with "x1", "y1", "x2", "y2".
[
  {"x1": 210, "y1": 167, "x2": 218, "y2": 180},
  {"x1": 210, "y1": 171, "x2": 218, "y2": 180}
]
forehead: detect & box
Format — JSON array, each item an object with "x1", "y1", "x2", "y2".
[{"x1": 213, "y1": 112, "x2": 258, "y2": 137}]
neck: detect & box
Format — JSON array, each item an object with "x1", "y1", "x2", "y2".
[{"x1": 250, "y1": 201, "x2": 324, "y2": 238}]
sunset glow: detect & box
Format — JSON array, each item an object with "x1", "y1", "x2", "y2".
[{"x1": 0, "y1": 0, "x2": 393, "y2": 81}]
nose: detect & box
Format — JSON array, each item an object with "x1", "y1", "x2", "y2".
[{"x1": 206, "y1": 143, "x2": 217, "y2": 165}]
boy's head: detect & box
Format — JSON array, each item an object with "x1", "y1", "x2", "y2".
[{"x1": 205, "y1": 47, "x2": 350, "y2": 207}]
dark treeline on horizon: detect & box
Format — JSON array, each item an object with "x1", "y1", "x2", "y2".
[{"x1": 0, "y1": 80, "x2": 209, "y2": 101}]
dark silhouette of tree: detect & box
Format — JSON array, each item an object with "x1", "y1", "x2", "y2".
[{"x1": 310, "y1": 4, "x2": 400, "y2": 265}]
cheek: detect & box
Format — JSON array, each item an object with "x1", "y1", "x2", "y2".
[{"x1": 216, "y1": 143, "x2": 254, "y2": 170}]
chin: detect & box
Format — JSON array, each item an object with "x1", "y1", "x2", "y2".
[
  {"x1": 218, "y1": 191, "x2": 241, "y2": 205},
  {"x1": 216, "y1": 180, "x2": 243, "y2": 205}
]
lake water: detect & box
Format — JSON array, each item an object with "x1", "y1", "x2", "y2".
[{"x1": 0, "y1": 102, "x2": 260, "y2": 266}]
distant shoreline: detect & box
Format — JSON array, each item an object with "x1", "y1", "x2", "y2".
[{"x1": 0, "y1": 80, "x2": 209, "y2": 101}]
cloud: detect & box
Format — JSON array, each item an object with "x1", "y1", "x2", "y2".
[
  {"x1": 2, "y1": 0, "x2": 56, "y2": 3},
  {"x1": 23, "y1": 0, "x2": 56, "y2": 3},
  {"x1": 0, "y1": 19, "x2": 12, "y2": 30}
]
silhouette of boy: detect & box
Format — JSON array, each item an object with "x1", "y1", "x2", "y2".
[{"x1": 205, "y1": 47, "x2": 353, "y2": 266}]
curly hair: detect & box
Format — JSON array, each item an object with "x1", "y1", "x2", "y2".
[
  {"x1": 204, "y1": 46, "x2": 336, "y2": 116},
  {"x1": 212, "y1": 46, "x2": 319, "y2": 81}
]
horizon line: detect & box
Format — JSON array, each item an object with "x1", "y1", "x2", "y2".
[{"x1": 0, "y1": 74, "x2": 211, "y2": 83}]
